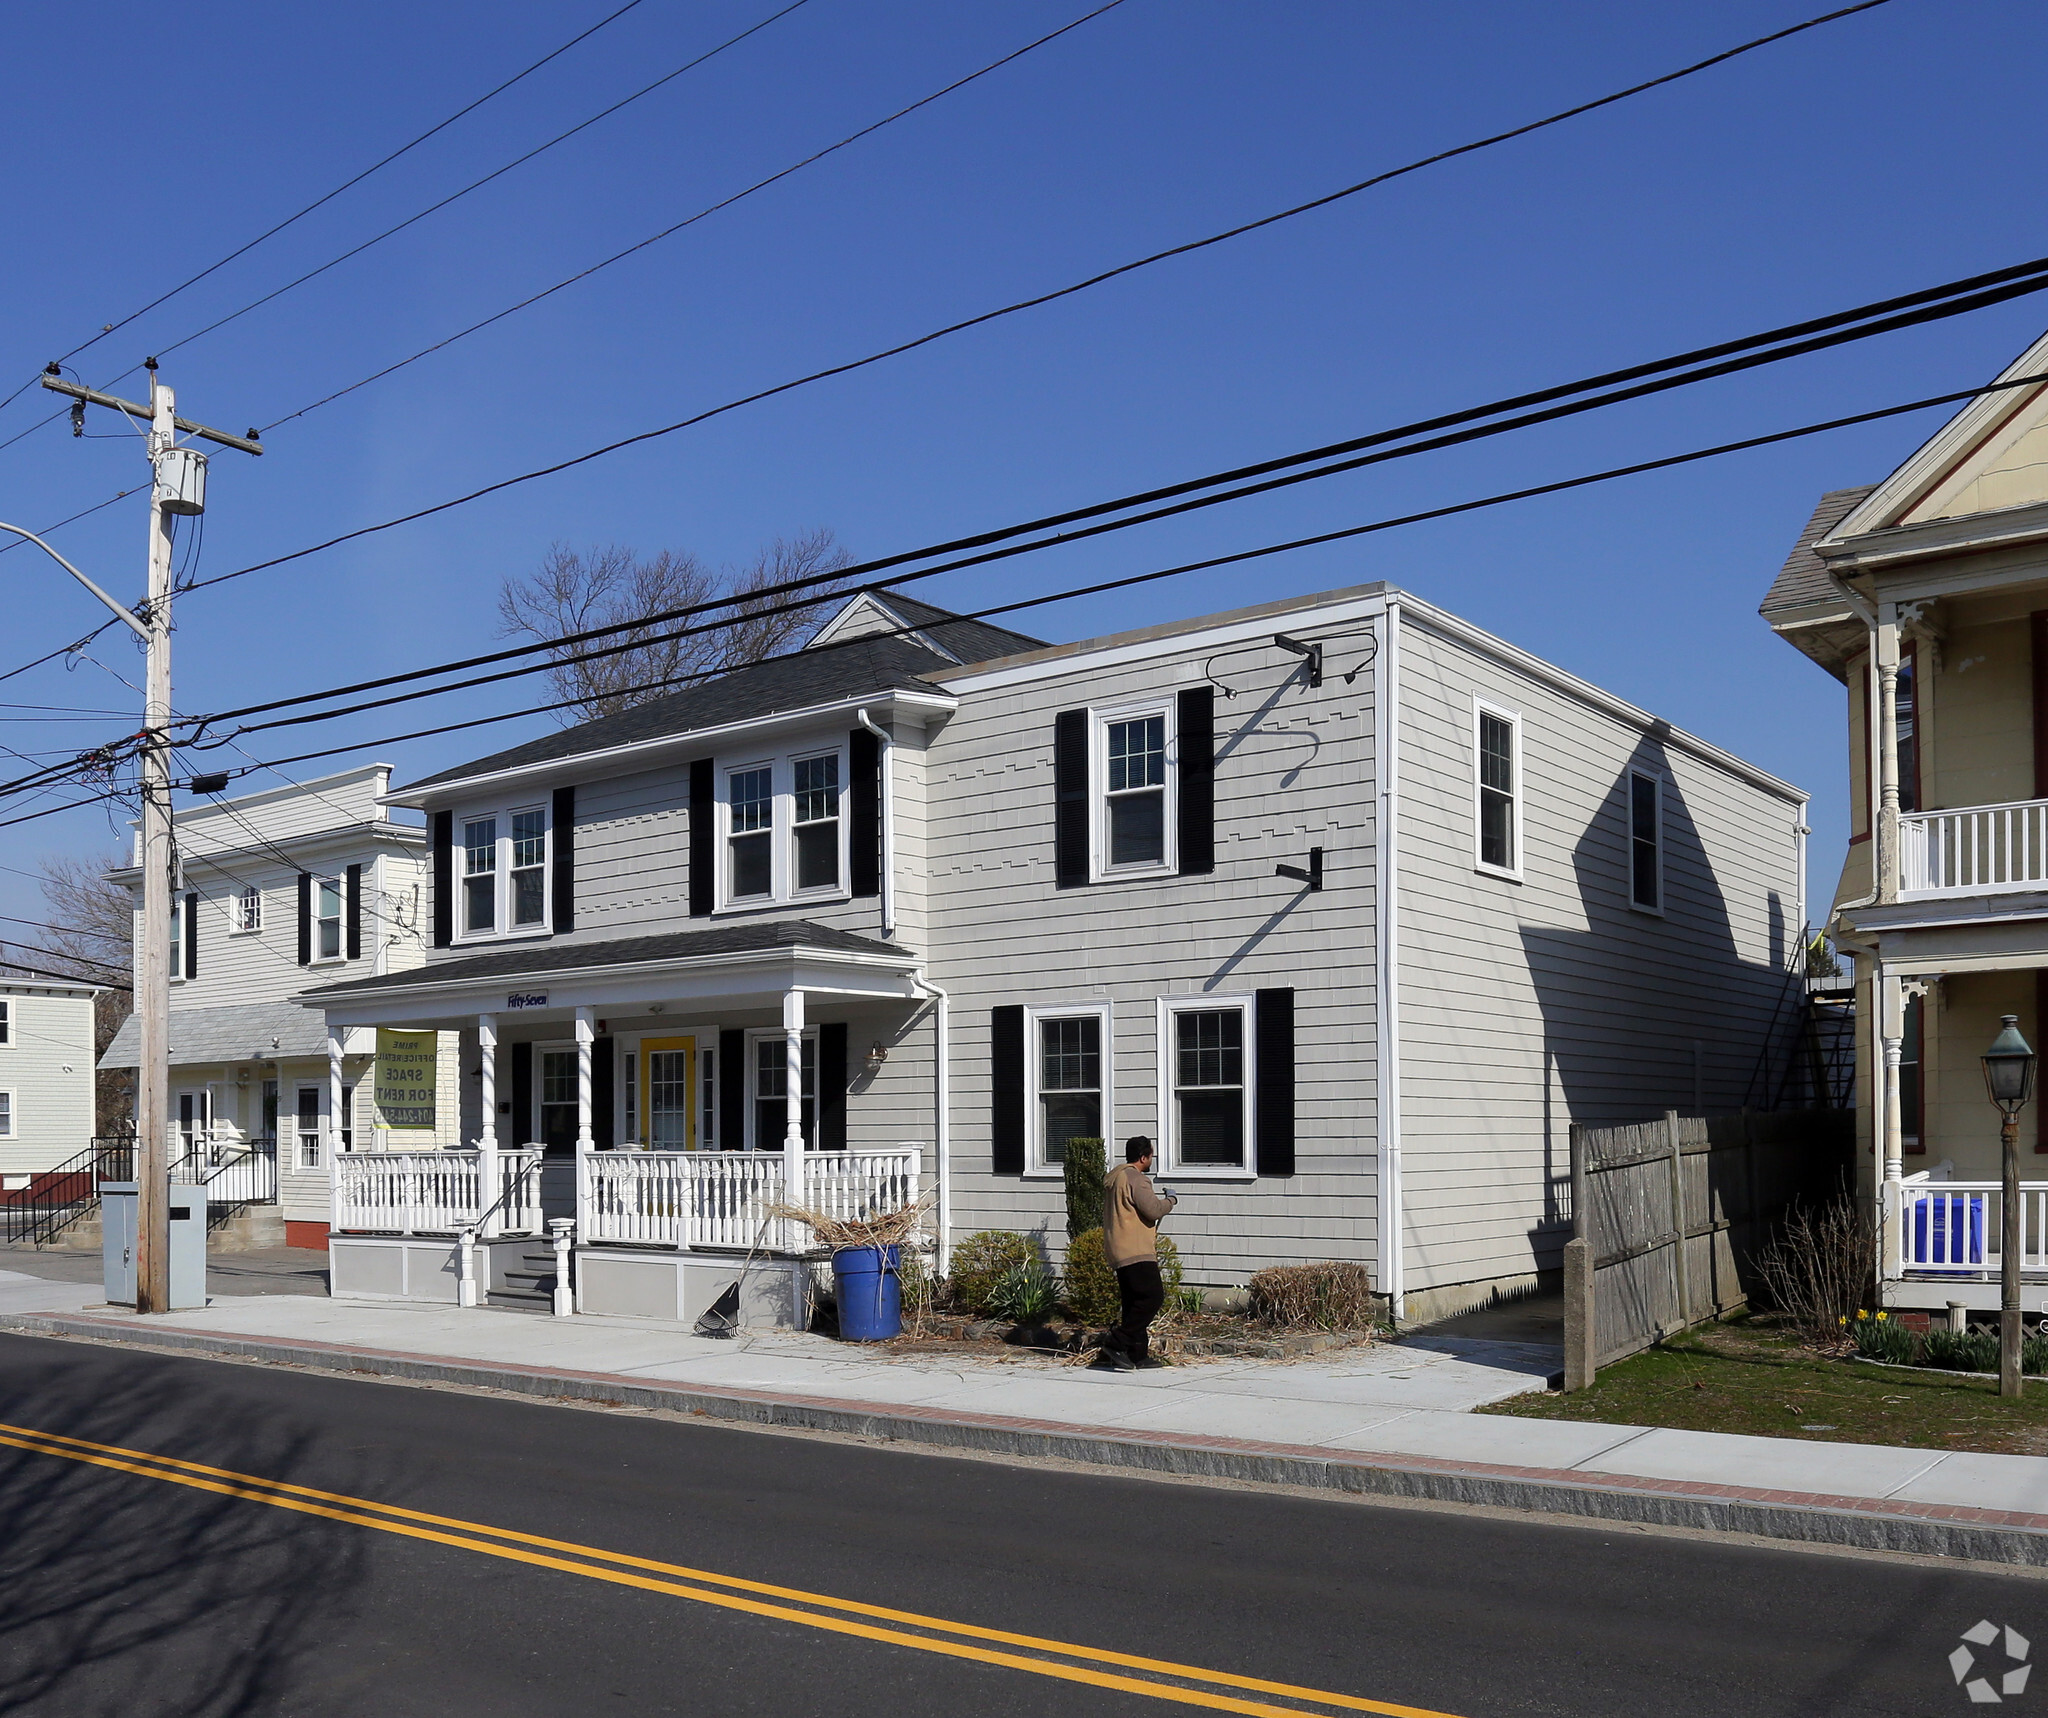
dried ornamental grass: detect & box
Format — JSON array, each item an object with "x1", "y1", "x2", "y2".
[
  {"x1": 765, "y1": 1192, "x2": 932, "y2": 1254},
  {"x1": 1246, "y1": 1261, "x2": 1379, "y2": 1331}
]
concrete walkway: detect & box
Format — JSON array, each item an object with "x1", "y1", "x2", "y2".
[{"x1": 9, "y1": 1279, "x2": 2048, "y2": 1564}]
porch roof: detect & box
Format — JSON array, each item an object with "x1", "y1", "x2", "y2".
[
  {"x1": 100, "y1": 998, "x2": 333, "y2": 1070},
  {"x1": 292, "y1": 919, "x2": 921, "y2": 1023}
]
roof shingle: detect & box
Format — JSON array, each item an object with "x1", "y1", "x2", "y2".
[{"x1": 1759, "y1": 485, "x2": 1876, "y2": 619}]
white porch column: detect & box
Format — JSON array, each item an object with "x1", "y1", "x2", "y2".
[
  {"x1": 1878, "y1": 964, "x2": 1903, "y2": 1280},
  {"x1": 1874, "y1": 604, "x2": 1902, "y2": 906},
  {"x1": 574, "y1": 1006, "x2": 595, "y2": 1243},
  {"x1": 326, "y1": 1028, "x2": 345, "y2": 1170},
  {"x1": 476, "y1": 1014, "x2": 500, "y2": 1237},
  {"x1": 784, "y1": 989, "x2": 808, "y2": 1302}
]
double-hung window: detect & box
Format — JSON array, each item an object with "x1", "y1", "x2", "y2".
[
  {"x1": 718, "y1": 744, "x2": 849, "y2": 908},
  {"x1": 1094, "y1": 703, "x2": 1175, "y2": 878},
  {"x1": 234, "y1": 885, "x2": 262, "y2": 933},
  {"x1": 458, "y1": 806, "x2": 550, "y2": 939},
  {"x1": 752, "y1": 1033, "x2": 816, "y2": 1149},
  {"x1": 315, "y1": 877, "x2": 344, "y2": 959},
  {"x1": 1028, "y1": 1006, "x2": 1109, "y2": 1169},
  {"x1": 1629, "y1": 770, "x2": 1663, "y2": 912},
  {"x1": 168, "y1": 897, "x2": 185, "y2": 979},
  {"x1": 1474, "y1": 701, "x2": 1521, "y2": 878},
  {"x1": 0, "y1": 999, "x2": 9, "y2": 1044},
  {"x1": 1160, "y1": 998, "x2": 1252, "y2": 1172},
  {"x1": 0, "y1": 1091, "x2": 13, "y2": 1138}
]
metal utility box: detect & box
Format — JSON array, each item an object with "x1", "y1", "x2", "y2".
[
  {"x1": 100, "y1": 1183, "x2": 208, "y2": 1310},
  {"x1": 156, "y1": 445, "x2": 208, "y2": 515}
]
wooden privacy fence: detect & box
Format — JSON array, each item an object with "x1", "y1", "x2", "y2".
[{"x1": 1562, "y1": 1109, "x2": 1853, "y2": 1389}]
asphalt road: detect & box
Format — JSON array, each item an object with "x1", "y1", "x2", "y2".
[{"x1": 0, "y1": 1329, "x2": 2030, "y2": 1718}]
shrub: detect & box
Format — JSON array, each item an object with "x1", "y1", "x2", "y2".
[
  {"x1": 1919, "y1": 1325, "x2": 1998, "y2": 1372},
  {"x1": 1062, "y1": 1136, "x2": 1107, "y2": 1240},
  {"x1": 1845, "y1": 1309, "x2": 1919, "y2": 1366},
  {"x1": 1757, "y1": 1197, "x2": 1875, "y2": 1337},
  {"x1": 1247, "y1": 1261, "x2": 1381, "y2": 1331},
  {"x1": 947, "y1": 1231, "x2": 1033, "y2": 1314},
  {"x1": 1062, "y1": 1228, "x2": 1183, "y2": 1326},
  {"x1": 986, "y1": 1259, "x2": 1060, "y2": 1323}
]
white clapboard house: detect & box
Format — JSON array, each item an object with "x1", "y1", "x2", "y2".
[
  {"x1": 0, "y1": 979, "x2": 102, "y2": 1194},
  {"x1": 298, "y1": 584, "x2": 1809, "y2": 1323}
]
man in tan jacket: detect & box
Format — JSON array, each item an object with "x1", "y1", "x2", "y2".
[{"x1": 1097, "y1": 1136, "x2": 1177, "y2": 1371}]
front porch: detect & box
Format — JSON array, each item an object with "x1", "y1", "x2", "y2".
[{"x1": 300, "y1": 920, "x2": 938, "y2": 1326}]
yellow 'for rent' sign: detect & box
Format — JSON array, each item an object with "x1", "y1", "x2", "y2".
[{"x1": 374, "y1": 1029, "x2": 438, "y2": 1131}]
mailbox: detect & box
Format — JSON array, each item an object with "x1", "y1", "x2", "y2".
[{"x1": 100, "y1": 1183, "x2": 207, "y2": 1310}]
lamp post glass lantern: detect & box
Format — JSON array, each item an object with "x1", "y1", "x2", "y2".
[{"x1": 1983, "y1": 1014, "x2": 2038, "y2": 1398}]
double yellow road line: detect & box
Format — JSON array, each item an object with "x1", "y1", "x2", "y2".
[{"x1": 0, "y1": 1417, "x2": 1467, "y2": 1717}]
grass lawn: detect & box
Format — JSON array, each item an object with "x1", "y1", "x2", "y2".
[{"x1": 1478, "y1": 1316, "x2": 2048, "y2": 1455}]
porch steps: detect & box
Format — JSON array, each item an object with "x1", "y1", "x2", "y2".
[{"x1": 486, "y1": 1247, "x2": 562, "y2": 1315}]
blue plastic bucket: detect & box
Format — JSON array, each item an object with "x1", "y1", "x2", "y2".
[{"x1": 832, "y1": 1244, "x2": 902, "y2": 1341}]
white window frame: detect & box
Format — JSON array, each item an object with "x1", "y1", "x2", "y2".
[
  {"x1": 311, "y1": 875, "x2": 346, "y2": 963},
  {"x1": 742, "y1": 1026, "x2": 819, "y2": 1150},
  {"x1": 453, "y1": 802, "x2": 552, "y2": 944},
  {"x1": 1627, "y1": 768, "x2": 1666, "y2": 916},
  {"x1": 233, "y1": 884, "x2": 262, "y2": 934},
  {"x1": 1091, "y1": 699, "x2": 1177, "y2": 882},
  {"x1": 1155, "y1": 994, "x2": 1257, "y2": 1181},
  {"x1": 1023, "y1": 1002, "x2": 1113, "y2": 1178},
  {"x1": 294, "y1": 1084, "x2": 323, "y2": 1169},
  {"x1": 714, "y1": 742, "x2": 851, "y2": 912},
  {"x1": 0, "y1": 999, "x2": 9, "y2": 1045},
  {"x1": 1472, "y1": 696, "x2": 1524, "y2": 882},
  {"x1": 0, "y1": 1089, "x2": 12, "y2": 1138},
  {"x1": 168, "y1": 896, "x2": 187, "y2": 983}
]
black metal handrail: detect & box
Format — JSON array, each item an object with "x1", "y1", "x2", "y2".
[{"x1": 0, "y1": 1137, "x2": 139, "y2": 1247}]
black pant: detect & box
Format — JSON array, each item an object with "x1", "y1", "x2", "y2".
[{"x1": 1114, "y1": 1261, "x2": 1165, "y2": 1362}]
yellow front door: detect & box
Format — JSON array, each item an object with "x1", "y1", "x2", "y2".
[{"x1": 640, "y1": 1036, "x2": 697, "y2": 1150}]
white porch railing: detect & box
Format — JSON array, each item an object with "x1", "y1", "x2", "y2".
[
  {"x1": 333, "y1": 1148, "x2": 544, "y2": 1236},
  {"x1": 582, "y1": 1147, "x2": 922, "y2": 1253},
  {"x1": 1900, "y1": 798, "x2": 2048, "y2": 899},
  {"x1": 1891, "y1": 1178, "x2": 2048, "y2": 1277}
]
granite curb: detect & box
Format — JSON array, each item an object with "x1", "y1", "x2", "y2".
[{"x1": 10, "y1": 1309, "x2": 2048, "y2": 1566}]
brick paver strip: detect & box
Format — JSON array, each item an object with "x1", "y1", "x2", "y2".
[{"x1": 9, "y1": 1309, "x2": 2048, "y2": 1565}]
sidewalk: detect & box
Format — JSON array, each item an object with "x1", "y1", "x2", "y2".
[{"x1": 8, "y1": 1278, "x2": 2048, "y2": 1566}]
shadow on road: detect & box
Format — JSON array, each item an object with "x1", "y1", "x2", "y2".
[{"x1": 0, "y1": 1350, "x2": 372, "y2": 1718}]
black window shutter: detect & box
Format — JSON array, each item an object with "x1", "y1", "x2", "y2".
[
  {"x1": 296, "y1": 874, "x2": 312, "y2": 966},
  {"x1": 820, "y1": 1022, "x2": 848, "y2": 1150},
  {"x1": 689, "y1": 760, "x2": 715, "y2": 917},
  {"x1": 991, "y1": 1005, "x2": 1025, "y2": 1174},
  {"x1": 1255, "y1": 987, "x2": 1296, "y2": 1177},
  {"x1": 511, "y1": 1041, "x2": 533, "y2": 1145},
  {"x1": 551, "y1": 785, "x2": 576, "y2": 932},
  {"x1": 345, "y1": 864, "x2": 363, "y2": 960},
  {"x1": 718, "y1": 1027, "x2": 745, "y2": 1147},
  {"x1": 849, "y1": 727, "x2": 881, "y2": 899},
  {"x1": 1053, "y1": 709, "x2": 1090, "y2": 888},
  {"x1": 591, "y1": 1036, "x2": 614, "y2": 1146},
  {"x1": 1178, "y1": 686, "x2": 1216, "y2": 876},
  {"x1": 183, "y1": 891, "x2": 198, "y2": 980},
  {"x1": 431, "y1": 811, "x2": 452, "y2": 948}
]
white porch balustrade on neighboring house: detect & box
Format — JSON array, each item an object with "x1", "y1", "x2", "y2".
[
  {"x1": 1899, "y1": 798, "x2": 2048, "y2": 899},
  {"x1": 582, "y1": 1146, "x2": 922, "y2": 1254},
  {"x1": 1891, "y1": 1174, "x2": 2048, "y2": 1278},
  {"x1": 332, "y1": 1148, "x2": 544, "y2": 1237}
]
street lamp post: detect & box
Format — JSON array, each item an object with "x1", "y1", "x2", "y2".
[{"x1": 1982, "y1": 1014, "x2": 2038, "y2": 1399}]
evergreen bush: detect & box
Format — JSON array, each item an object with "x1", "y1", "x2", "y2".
[
  {"x1": 1062, "y1": 1227, "x2": 1182, "y2": 1326},
  {"x1": 946, "y1": 1231, "x2": 1033, "y2": 1314},
  {"x1": 1062, "y1": 1136, "x2": 1107, "y2": 1240}
]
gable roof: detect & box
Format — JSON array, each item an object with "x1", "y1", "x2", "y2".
[
  {"x1": 1759, "y1": 486, "x2": 1876, "y2": 620},
  {"x1": 808, "y1": 589, "x2": 1046, "y2": 665},
  {"x1": 398, "y1": 595, "x2": 1046, "y2": 794}
]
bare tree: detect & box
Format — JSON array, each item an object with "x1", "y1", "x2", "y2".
[
  {"x1": 0, "y1": 853, "x2": 135, "y2": 1133},
  {"x1": 497, "y1": 528, "x2": 856, "y2": 723}
]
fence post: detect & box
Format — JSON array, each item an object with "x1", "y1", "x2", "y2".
[
  {"x1": 1563, "y1": 1237, "x2": 1596, "y2": 1391},
  {"x1": 1667, "y1": 1110, "x2": 1689, "y2": 1330}
]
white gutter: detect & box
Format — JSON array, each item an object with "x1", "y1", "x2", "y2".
[
  {"x1": 913, "y1": 975, "x2": 951, "y2": 1272},
  {"x1": 856, "y1": 708, "x2": 895, "y2": 938},
  {"x1": 1374, "y1": 600, "x2": 1404, "y2": 1322}
]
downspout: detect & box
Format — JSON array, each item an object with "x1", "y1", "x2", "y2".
[
  {"x1": 856, "y1": 709, "x2": 894, "y2": 939},
  {"x1": 912, "y1": 976, "x2": 950, "y2": 1273},
  {"x1": 1374, "y1": 600, "x2": 1404, "y2": 1322}
]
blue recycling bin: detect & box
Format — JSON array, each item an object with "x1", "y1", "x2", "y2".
[
  {"x1": 1911, "y1": 1192, "x2": 1986, "y2": 1275},
  {"x1": 832, "y1": 1245, "x2": 902, "y2": 1341}
]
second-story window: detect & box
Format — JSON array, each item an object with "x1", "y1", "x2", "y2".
[
  {"x1": 1089, "y1": 703, "x2": 1176, "y2": 880},
  {"x1": 1629, "y1": 771, "x2": 1663, "y2": 912},
  {"x1": 316, "y1": 877, "x2": 344, "y2": 959},
  {"x1": 793, "y1": 753, "x2": 841, "y2": 891},
  {"x1": 458, "y1": 806, "x2": 550, "y2": 939},
  {"x1": 1475, "y1": 703, "x2": 1520, "y2": 877},
  {"x1": 728, "y1": 767, "x2": 774, "y2": 900},
  {"x1": 234, "y1": 885, "x2": 262, "y2": 933}
]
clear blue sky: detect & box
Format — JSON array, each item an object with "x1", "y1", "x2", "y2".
[{"x1": 2, "y1": 0, "x2": 2043, "y2": 932}]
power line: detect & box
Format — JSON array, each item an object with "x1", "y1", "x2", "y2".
[
  {"x1": 2, "y1": 0, "x2": 655, "y2": 403},
  {"x1": 258, "y1": 0, "x2": 1894, "y2": 438},
  {"x1": 0, "y1": 956, "x2": 128, "y2": 991},
  {"x1": 0, "y1": 912, "x2": 128, "y2": 945}
]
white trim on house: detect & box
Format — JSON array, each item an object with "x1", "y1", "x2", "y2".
[
  {"x1": 742, "y1": 1025, "x2": 818, "y2": 1150},
  {"x1": 0, "y1": 1090, "x2": 13, "y2": 1138},
  {"x1": 1472, "y1": 694, "x2": 1523, "y2": 883},
  {"x1": 1155, "y1": 993, "x2": 1258, "y2": 1182},
  {"x1": 453, "y1": 800, "x2": 553, "y2": 944},
  {"x1": 1376, "y1": 597, "x2": 1404, "y2": 1315},
  {"x1": 714, "y1": 740, "x2": 852, "y2": 914},
  {"x1": 1021, "y1": 1000, "x2": 1112, "y2": 1178},
  {"x1": 1091, "y1": 698, "x2": 1177, "y2": 882}
]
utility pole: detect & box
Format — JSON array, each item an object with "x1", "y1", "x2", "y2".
[{"x1": 40, "y1": 365, "x2": 260, "y2": 1312}]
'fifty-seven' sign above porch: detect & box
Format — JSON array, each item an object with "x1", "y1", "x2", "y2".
[{"x1": 506, "y1": 993, "x2": 547, "y2": 1010}]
